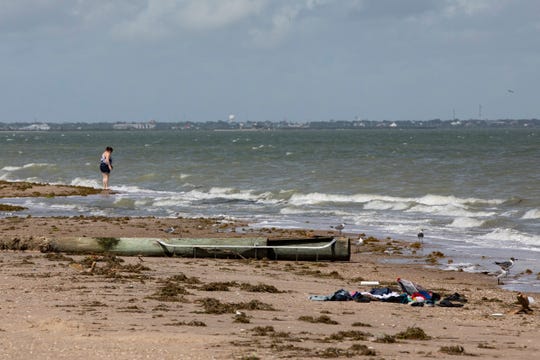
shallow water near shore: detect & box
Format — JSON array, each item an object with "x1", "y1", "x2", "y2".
[{"x1": 1, "y1": 128, "x2": 539, "y2": 291}]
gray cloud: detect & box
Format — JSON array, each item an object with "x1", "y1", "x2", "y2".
[{"x1": 0, "y1": 0, "x2": 538, "y2": 122}]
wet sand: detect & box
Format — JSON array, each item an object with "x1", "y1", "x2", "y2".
[{"x1": 1, "y1": 181, "x2": 539, "y2": 359}]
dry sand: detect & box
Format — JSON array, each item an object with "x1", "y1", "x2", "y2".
[{"x1": 1, "y1": 181, "x2": 539, "y2": 359}]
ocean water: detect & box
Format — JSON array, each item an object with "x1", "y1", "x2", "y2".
[{"x1": 1, "y1": 128, "x2": 539, "y2": 292}]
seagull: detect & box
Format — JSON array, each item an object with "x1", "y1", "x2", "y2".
[
  {"x1": 163, "y1": 227, "x2": 175, "y2": 234},
  {"x1": 417, "y1": 229, "x2": 424, "y2": 243},
  {"x1": 334, "y1": 223, "x2": 345, "y2": 236},
  {"x1": 507, "y1": 89, "x2": 514, "y2": 93},
  {"x1": 495, "y1": 257, "x2": 516, "y2": 274}
]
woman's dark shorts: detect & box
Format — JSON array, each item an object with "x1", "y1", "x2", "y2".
[{"x1": 100, "y1": 163, "x2": 110, "y2": 174}]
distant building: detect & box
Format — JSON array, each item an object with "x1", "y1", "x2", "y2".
[{"x1": 113, "y1": 120, "x2": 156, "y2": 130}]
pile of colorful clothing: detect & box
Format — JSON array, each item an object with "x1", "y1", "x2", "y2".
[{"x1": 309, "y1": 278, "x2": 467, "y2": 307}]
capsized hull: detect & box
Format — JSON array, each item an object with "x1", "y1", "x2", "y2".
[{"x1": 42, "y1": 236, "x2": 350, "y2": 261}]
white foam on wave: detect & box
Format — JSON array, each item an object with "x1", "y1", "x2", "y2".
[
  {"x1": 1, "y1": 163, "x2": 52, "y2": 172},
  {"x1": 280, "y1": 207, "x2": 351, "y2": 216},
  {"x1": 522, "y1": 209, "x2": 540, "y2": 220},
  {"x1": 441, "y1": 263, "x2": 479, "y2": 273},
  {"x1": 448, "y1": 217, "x2": 485, "y2": 228},
  {"x1": 363, "y1": 200, "x2": 409, "y2": 211},
  {"x1": 70, "y1": 177, "x2": 101, "y2": 189},
  {"x1": 202, "y1": 187, "x2": 278, "y2": 204},
  {"x1": 417, "y1": 194, "x2": 504, "y2": 206},
  {"x1": 289, "y1": 192, "x2": 373, "y2": 205},
  {"x1": 111, "y1": 184, "x2": 172, "y2": 196},
  {"x1": 288, "y1": 192, "x2": 504, "y2": 207},
  {"x1": 149, "y1": 187, "x2": 278, "y2": 208},
  {"x1": 478, "y1": 228, "x2": 540, "y2": 248},
  {"x1": 406, "y1": 204, "x2": 495, "y2": 218}
]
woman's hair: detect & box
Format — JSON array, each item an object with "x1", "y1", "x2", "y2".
[{"x1": 106, "y1": 146, "x2": 113, "y2": 152}]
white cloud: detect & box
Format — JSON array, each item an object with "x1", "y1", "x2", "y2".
[
  {"x1": 249, "y1": 0, "x2": 336, "y2": 48},
  {"x1": 177, "y1": 0, "x2": 266, "y2": 30},
  {"x1": 443, "y1": 0, "x2": 507, "y2": 17},
  {"x1": 111, "y1": 0, "x2": 267, "y2": 40}
]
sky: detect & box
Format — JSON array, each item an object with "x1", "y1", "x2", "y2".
[{"x1": 1, "y1": 0, "x2": 539, "y2": 123}]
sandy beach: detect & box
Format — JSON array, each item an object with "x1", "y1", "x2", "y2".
[{"x1": 1, "y1": 181, "x2": 539, "y2": 359}]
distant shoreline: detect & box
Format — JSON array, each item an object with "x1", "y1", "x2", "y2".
[{"x1": 1, "y1": 118, "x2": 538, "y2": 132}]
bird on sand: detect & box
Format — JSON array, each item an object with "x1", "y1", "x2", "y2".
[
  {"x1": 163, "y1": 227, "x2": 175, "y2": 234},
  {"x1": 334, "y1": 223, "x2": 345, "y2": 236},
  {"x1": 494, "y1": 257, "x2": 517, "y2": 284},
  {"x1": 417, "y1": 229, "x2": 424, "y2": 243},
  {"x1": 496, "y1": 269, "x2": 508, "y2": 284}
]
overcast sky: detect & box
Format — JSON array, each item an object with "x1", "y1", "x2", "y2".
[{"x1": 1, "y1": 0, "x2": 538, "y2": 123}]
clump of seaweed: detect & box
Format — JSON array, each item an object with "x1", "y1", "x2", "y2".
[
  {"x1": 324, "y1": 330, "x2": 371, "y2": 342},
  {"x1": 298, "y1": 315, "x2": 338, "y2": 325},
  {"x1": 44, "y1": 253, "x2": 74, "y2": 262},
  {"x1": 241, "y1": 300, "x2": 276, "y2": 311},
  {"x1": 149, "y1": 281, "x2": 192, "y2": 302},
  {"x1": 200, "y1": 281, "x2": 237, "y2": 291},
  {"x1": 439, "y1": 345, "x2": 465, "y2": 355},
  {"x1": 197, "y1": 298, "x2": 276, "y2": 314},
  {"x1": 294, "y1": 269, "x2": 343, "y2": 279},
  {"x1": 164, "y1": 320, "x2": 206, "y2": 327},
  {"x1": 349, "y1": 344, "x2": 377, "y2": 356},
  {"x1": 240, "y1": 282, "x2": 284, "y2": 293},
  {"x1": 165, "y1": 273, "x2": 201, "y2": 285},
  {"x1": 0, "y1": 204, "x2": 27, "y2": 211},
  {"x1": 374, "y1": 334, "x2": 397, "y2": 343},
  {"x1": 315, "y1": 344, "x2": 376, "y2": 358},
  {"x1": 426, "y1": 251, "x2": 445, "y2": 264},
  {"x1": 395, "y1": 326, "x2": 431, "y2": 340},
  {"x1": 351, "y1": 322, "x2": 372, "y2": 327},
  {"x1": 71, "y1": 254, "x2": 151, "y2": 279},
  {"x1": 252, "y1": 326, "x2": 275, "y2": 336},
  {"x1": 233, "y1": 312, "x2": 251, "y2": 323}
]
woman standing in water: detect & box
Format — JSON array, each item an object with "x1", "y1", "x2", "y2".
[{"x1": 99, "y1": 146, "x2": 113, "y2": 190}]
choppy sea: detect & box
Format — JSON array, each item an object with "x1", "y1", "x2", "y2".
[{"x1": 1, "y1": 128, "x2": 539, "y2": 292}]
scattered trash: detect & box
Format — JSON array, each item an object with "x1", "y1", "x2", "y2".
[
  {"x1": 360, "y1": 281, "x2": 379, "y2": 286},
  {"x1": 513, "y1": 292, "x2": 533, "y2": 314}
]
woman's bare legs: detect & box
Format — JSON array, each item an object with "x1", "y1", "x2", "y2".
[{"x1": 102, "y1": 172, "x2": 110, "y2": 190}]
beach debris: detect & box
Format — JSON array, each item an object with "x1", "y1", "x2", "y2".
[
  {"x1": 163, "y1": 227, "x2": 175, "y2": 233},
  {"x1": 439, "y1": 345, "x2": 465, "y2": 355},
  {"x1": 360, "y1": 281, "x2": 379, "y2": 286},
  {"x1": 308, "y1": 278, "x2": 472, "y2": 309},
  {"x1": 513, "y1": 292, "x2": 533, "y2": 314},
  {"x1": 233, "y1": 311, "x2": 251, "y2": 323}
]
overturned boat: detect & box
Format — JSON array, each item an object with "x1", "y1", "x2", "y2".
[{"x1": 42, "y1": 236, "x2": 350, "y2": 261}]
